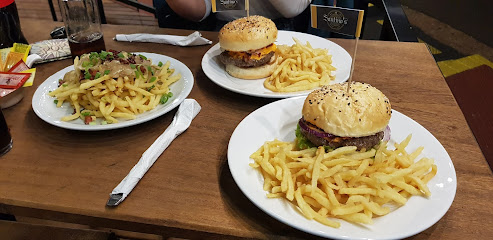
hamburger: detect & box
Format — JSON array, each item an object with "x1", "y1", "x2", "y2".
[
  {"x1": 296, "y1": 82, "x2": 392, "y2": 150},
  {"x1": 218, "y1": 15, "x2": 278, "y2": 79}
]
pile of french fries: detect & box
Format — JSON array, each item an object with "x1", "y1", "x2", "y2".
[
  {"x1": 264, "y1": 38, "x2": 336, "y2": 92},
  {"x1": 49, "y1": 58, "x2": 180, "y2": 124},
  {"x1": 250, "y1": 134, "x2": 437, "y2": 228}
]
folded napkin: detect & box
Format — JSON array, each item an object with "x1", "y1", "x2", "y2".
[
  {"x1": 107, "y1": 99, "x2": 201, "y2": 206},
  {"x1": 114, "y1": 31, "x2": 212, "y2": 46}
]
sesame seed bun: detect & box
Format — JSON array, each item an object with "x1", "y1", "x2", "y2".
[
  {"x1": 219, "y1": 15, "x2": 277, "y2": 52},
  {"x1": 302, "y1": 82, "x2": 392, "y2": 137}
]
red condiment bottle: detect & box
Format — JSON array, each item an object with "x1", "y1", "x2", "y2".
[{"x1": 0, "y1": 0, "x2": 28, "y2": 48}]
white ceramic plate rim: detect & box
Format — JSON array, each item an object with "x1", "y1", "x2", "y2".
[
  {"x1": 201, "y1": 30, "x2": 352, "y2": 98},
  {"x1": 227, "y1": 96, "x2": 457, "y2": 240},
  {"x1": 32, "y1": 52, "x2": 194, "y2": 131}
]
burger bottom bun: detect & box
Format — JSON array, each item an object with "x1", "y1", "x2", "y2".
[{"x1": 225, "y1": 55, "x2": 278, "y2": 80}]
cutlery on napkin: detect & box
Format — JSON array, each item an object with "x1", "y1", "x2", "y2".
[
  {"x1": 114, "y1": 31, "x2": 212, "y2": 46},
  {"x1": 107, "y1": 99, "x2": 201, "y2": 207}
]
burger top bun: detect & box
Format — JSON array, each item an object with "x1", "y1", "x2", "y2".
[
  {"x1": 219, "y1": 15, "x2": 277, "y2": 52},
  {"x1": 302, "y1": 82, "x2": 391, "y2": 137}
]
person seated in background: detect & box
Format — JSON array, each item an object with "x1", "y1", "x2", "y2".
[
  {"x1": 163, "y1": 0, "x2": 311, "y2": 31},
  {"x1": 153, "y1": 0, "x2": 217, "y2": 30}
]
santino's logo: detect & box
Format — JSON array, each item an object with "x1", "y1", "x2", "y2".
[
  {"x1": 323, "y1": 10, "x2": 348, "y2": 30},
  {"x1": 220, "y1": 0, "x2": 238, "y2": 9}
]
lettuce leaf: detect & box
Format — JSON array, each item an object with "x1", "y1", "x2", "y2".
[
  {"x1": 295, "y1": 124, "x2": 315, "y2": 150},
  {"x1": 295, "y1": 124, "x2": 335, "y2": 152}
]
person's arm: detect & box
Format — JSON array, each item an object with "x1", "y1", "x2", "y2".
[
  {"x1": 165, "y1": 0, "x2": 211, "y2": 22},
  {"x1": 268, "y1": 0, "x2": 311, "y2": 18}
]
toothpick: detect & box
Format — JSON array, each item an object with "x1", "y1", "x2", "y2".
[
  {"x1": 246, "y1": 0, "x2": 250, "y2": 17},
  {"x1": 347, "y1": 37, "x2": 359, "y2": 94}
]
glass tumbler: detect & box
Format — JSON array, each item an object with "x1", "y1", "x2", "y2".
[
  {"x1": 0, "y1": 108, "x2": 12, "y2": 156},
  {"x1": 59, "y1": 0, "x2": 106, "y2": 57}
]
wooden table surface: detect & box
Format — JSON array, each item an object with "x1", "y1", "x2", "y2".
[{"x1": 1, "y1": 19, "x2": 492, "y2": 239}]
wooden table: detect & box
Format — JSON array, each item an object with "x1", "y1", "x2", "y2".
[{"x1": 1, "y1": 19, "x2": 492, "y2": 239}]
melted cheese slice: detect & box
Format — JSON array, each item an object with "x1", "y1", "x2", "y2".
[{"x1": 228, "y1": 44, "x2": 276, "y2": 60}]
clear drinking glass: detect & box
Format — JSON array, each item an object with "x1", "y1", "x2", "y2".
[
  {"x1": 0, "y1": 108, "x2": 12, "y2": 156},
  {"x1": 59, "y1": 0, "x2": 106, "y2": 57}
]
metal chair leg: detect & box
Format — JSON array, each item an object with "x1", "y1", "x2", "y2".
[{"x1": 48, "y1": 0, "x2": 57, "y2": 21}]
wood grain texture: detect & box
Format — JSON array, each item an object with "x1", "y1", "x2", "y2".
[{"x1": 1, "y1": 19, "x2": 492, "y2": 239}]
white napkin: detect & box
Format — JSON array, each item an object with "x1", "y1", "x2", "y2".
[
  {"x1": 114, "y1": 31, "x2": 212, "y2": 46},
  {"x1": 109, "y1": 99, "x2": 201, "y2": 204}
]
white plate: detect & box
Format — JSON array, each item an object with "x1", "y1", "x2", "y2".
[
  {"x1": 202, "y1": 31, "x2": 352, "y2": 98},
  {"x1": 228, "y1": 96, "x2": 457, "y2": 240},
  {"x1": 32, "y1": 53, "x2": 194, "y2": 131}
]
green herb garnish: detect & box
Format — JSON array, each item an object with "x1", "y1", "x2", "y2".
[
  {"x1": 94, "y1": 72, "x2": 101, "y2": 79},
  {"x1": 159, "y1": 95, "x2": 168, "y2": 104},
  {"x1": 139, "y1": 54, "x2": 147, "y2": 60},
  {"x1": 147, "y1": 65, "x2": 154, "y2": 75},
  {"x1": 89, "y1": 52, "x2": 98, "y2": 59},
  {"x1": 99, "y1": 51, "x2": 110, "y2": 60},
  {"x1": 159, "y1": 92, "x2": 173, "y2": 104},
  {"x1": 84, "y1": 71, "x2": 92, "y2": 79},
  {"x1": 136, "y1": 67, "x2": 143, "y2": 79},
  {"x1": 117, "y1": 52, "x2": 125, "y2": 58},
  {"x1": 81, "y1": 111, "x2": 91, "y2": 117},
  {"x1": 147, "y1": 85, "x2": 155, "y2": 91},
  {"x1": 158, "y1": 61, "x2": 163, "y2": 67},
  {"x1": 130, "y1": 64, "x2": 136, "y2": 69},
  {"x1": 149, "y1": 76, "x2": 156, "y2": 82},
  {"x1": 81, "y1": 61, "x2": 93, "y2": 71},
  {"x1": 104, "y1": 70, "x2": 110, "y2": 75},
  {"x1": 54, "y1": 99, "x2": 58, "y2": 104}
]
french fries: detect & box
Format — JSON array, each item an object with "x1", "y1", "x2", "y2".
[
  {"x1": 250, "y1": 134, "x2": 437, "y2": 228},
  {"x1": 264, "y1": 38, "x2": 336, "y2": 92},
  {"x1": 48, "y1": 51, "x2": 180, "y2": 124}
]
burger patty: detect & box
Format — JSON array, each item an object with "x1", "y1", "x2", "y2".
[
  {"x1": 299, "y1": 118, "x2": 384, "y2": 150},
  {"x1": 219, "y1": 51, "x2": 274, "y2": 68}
]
